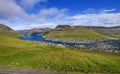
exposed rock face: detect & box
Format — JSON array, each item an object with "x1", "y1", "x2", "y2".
[{"x1": 56, "y1": 25, "x2": 72, "y2": 29}]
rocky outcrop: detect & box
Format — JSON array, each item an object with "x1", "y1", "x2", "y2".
[{"x1": 56, "y1": 25, "x2": 72, "y2": 29}]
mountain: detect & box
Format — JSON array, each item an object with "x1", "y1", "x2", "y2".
[
  {"x1": 17, "y1": 30, "x2": 29, "y2": 35},
  {"x1": 0, "y1": 24, "x2": 24, "y2": 38},
  {"x1": 56, "y1": 25, "x2": 72, "y2": 29},
  {"x1": 44, "y1": 25, "x2": 111, "y2": 41},
  {"x1": 112, "y1": 26, "x2": 120, "y2": 28},
  {"x1": 16, "y1": 24, "x2": 120, "y2": 41},
  {"x1": 89, "y1": 27, "x2": 120, "y2": 38},
  {"x1": 17, "y1": 28, "x2": 53, "y2": 36}
]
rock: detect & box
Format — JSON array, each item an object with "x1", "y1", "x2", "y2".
[{"x1": 56, "y1": 25, "x2": 71, "y2": 29}]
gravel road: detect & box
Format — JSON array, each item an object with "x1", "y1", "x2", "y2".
[{"x1": 0, "y1": 70, "x2": 63, "y2": 74}]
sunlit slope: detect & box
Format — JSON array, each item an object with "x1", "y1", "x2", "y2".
[
  {"x1": 44, "y1": 27, "x2": 111, "y2": 41},
  {"x1": 0, "y1": 36, "x2": 120, "y2": 73},
  {"x1": 0, "y1": 24, "x2": 24, "y2": 38},
  {"x1": 92, "y1": 28, "x2": 120, "y2": 39}
]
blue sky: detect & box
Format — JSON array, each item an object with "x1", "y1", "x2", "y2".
[{"x1": 0, "y1": 0, "x2": 120, "y2": 30}]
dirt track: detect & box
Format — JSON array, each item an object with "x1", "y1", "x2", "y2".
[{"x1": 0, "y1": 70, "x2": 63, "y2": 74}]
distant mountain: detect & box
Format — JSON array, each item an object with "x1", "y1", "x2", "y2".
[
  {"x1": 0, "y1": 24, "x2": 24, "y2": 38},
  {"x1": 112, "y1": 26, "x2": 120, "y2": 28},
  {"x1": 56, "y1": 25, "x2": 72, "y2": 29},
  {"x1": 17, "y1": 28, "x2": 53, "y2": 36},
  {"x1": 73, "y1": 26, "x2": 120, "y2": 39},
  {"x1": 17, "y1": 24, "x2": 120, "y2": 40},
  {"x1": 17, "y1": 30, "x2": 29, "y2": 35},
  {"x1": 43, "y1": 25, "x2": 120, "y2": 41},
  {"x1": 88, "y1": 26, "x2": 120, "y2": 38},
  {"x1": 44, "y1": 25, "x2": 111, "y2": 41}
]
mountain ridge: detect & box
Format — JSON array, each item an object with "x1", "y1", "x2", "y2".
[
  {"x1": 44, "y1": 26, "x2": 111, "y2": 41},
  {"x1": 0, "y1": 24, "x2": 24, "y2": 38}
]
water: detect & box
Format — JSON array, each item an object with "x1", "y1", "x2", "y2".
[
  {"x1": 21, "y1": 36, "x2": 120, "y2": 51},
  {"x1": 21, "y1": 35, "x2": 96, "y2": 48},
  {"x1": 21, "y1": 36, "x2": 46, "y2": 42}
]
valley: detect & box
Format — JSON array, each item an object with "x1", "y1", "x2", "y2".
[
  {"x1": 19, "y1": 25, "x2": 120, "y2": 52},
  {"x1": 0, "y1": 24, "x2": 120, "y2": 73},
  {"x1": 1, "y1": 0, "x2": 120, "y2": 73}
]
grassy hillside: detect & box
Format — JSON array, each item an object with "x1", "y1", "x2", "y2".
[
  {"x1": 44, "y1": 27, "x2": 111, "y2": 41},
  {"x1": 0, "y1": 24, "x2": 24, "y2": 38},
  {"x1": 92, "y1": 28, "x2": 120, "y2": 39},
  {"x1": 17, "y1": 28, "x2": 53, "y2": 36},
  {"x1": 0, "y1": 36, "x2": 120, "y2": 73}
]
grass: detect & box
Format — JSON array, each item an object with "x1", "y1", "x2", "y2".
[
  {"x1": 44, "y1": 27, "x2": 111, "y2": 41},
  {"x1": 92, "y1": 28, "x2": 120, "y2": 39},
  {"x1": 0, "y1": 24, "x2": 24, "y2": 38},
  {"x1": 0, "y1": 36, "x2": 120, "y2": 73},
  {"x1": 0, "y1": 32, "x2": 24, "y2": 38}
]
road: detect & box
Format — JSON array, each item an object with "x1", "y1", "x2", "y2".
[{"x1": 0, "y1": 70, "x2": 63, "y2": 74}]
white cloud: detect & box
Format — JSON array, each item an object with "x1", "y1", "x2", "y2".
[
  {"x1": 67, "y1": 13, "x2": 120, "y2": 27},
  {"x1": 0, "y1": 0, "x2": 29, "y2": 22},
  {"x1": 39, "y1": 7, "x2": 67, "y2": 16},
  {"x1": 0, "y1": 0, "x2": 49, "y2": 23},
  {"x1": 12, "y1": 22, "x2": 56, "y2": 30},
  {"x1": 38, "y1": 7, "x2": 68, "y2": 21},
  {"x1": 102, "y1": 9, "x2": 116, "y2": 13},
  {"x1": 82, "y1": 8, "x2": 96, "y2": 14},
  {"x1": 11, "y1": 7, "x2": 68, "y2": 30},
  {"x1": 19, "y1": 0, "x2": 47, "y2": 9},
  {"x1": 0, "y1": 0, "x2": 67, "y2": 30},
  {"x1": 82, "y1": 8, "x2": 116, "y2": 14}
]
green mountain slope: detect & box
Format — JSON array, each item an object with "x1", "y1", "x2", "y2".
[
  {"x1": 44, "y1": 27, "x2": 111, "y2": 41},
  {"x1": 25, "y1": 28, "x2": 53, "y2": 36},
  {"x1": 0, "y1": 36, "x2": 120, "y2": 73},
  {"x1": 92, "y1": 28, "x2": 120, "y2": 39},
  {"x1": 0, "y1": 24, "x2": 24, "y2": 38}
]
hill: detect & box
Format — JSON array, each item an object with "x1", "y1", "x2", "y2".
[
  {"x1": 17, "y1": 28, "x2": 53, "y2": 36},
  {"x1": 44, "y1": 25, "x2": 120, "y2": 41},
  {"x1": 0, "y1": 36, "x2": 120, "y2": 73},
  {"x1": 56, "y1": 25, "x2": 72, "y2": 29},
  {"x1": 91, "y1": 27, "x2": 120, "y2": 38},
  {"x1": 74, "y1": 26, "x2": 120, "y2": 39},
  {"x1": 0, "y1": 24, "x2": 24, "y2": 38},
  {"x1": 44, "y1": 25, "x2": 111, "y2": 41}
]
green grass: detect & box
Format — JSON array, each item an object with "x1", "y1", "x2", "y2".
[
  {"x1": 0, "y1": 32, "x2": 24, "y2": 38},
  {"x1": 44, "y1": 27, "x2": 111, "y2": 41},
  {"x1": 92, "y1": 28, "x2": 120, "y2": 39},
  {"x1": 0, "y1": 36, "x2": 120, "y2": 73},
  {"x1": 0, "y1": 24, "x2": 24, "y2": 38}
]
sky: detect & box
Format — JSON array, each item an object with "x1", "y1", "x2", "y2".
[{"x1": 0, "y1": 0, "x2": 120, "y2": 30}]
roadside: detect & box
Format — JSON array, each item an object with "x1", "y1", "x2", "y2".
[{"x1": 0, "y1": 70, "x2": 62, "y2": 74}]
